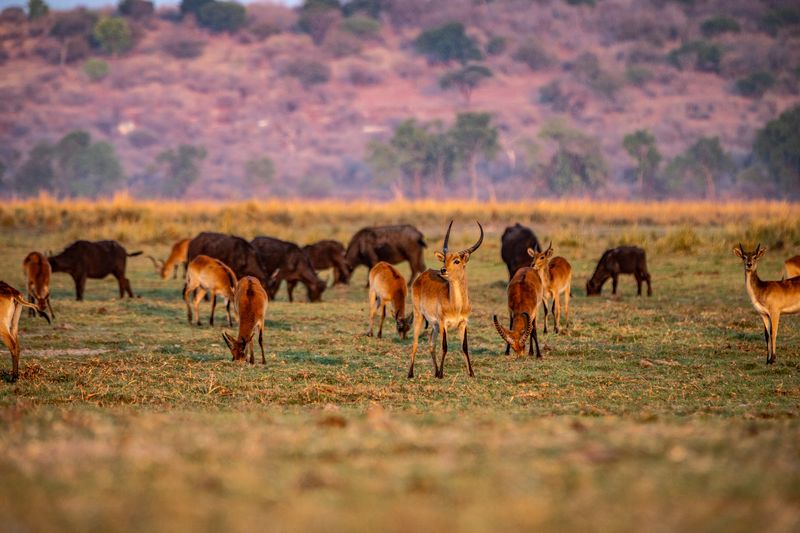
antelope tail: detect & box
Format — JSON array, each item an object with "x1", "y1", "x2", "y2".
[{"x1": 15, "y1": 296, "x2": 51, "y2": 324}]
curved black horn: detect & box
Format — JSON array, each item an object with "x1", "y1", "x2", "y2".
[
  {"x1": 519, "y1": 312, "x2": 533, "y2": 346},
  {"x1": 755, "y1": 243, "x2": 761, "y2": 253},
  {"x1": 442, "y1": 219, "x2": 454, "y2": 255},
  {"x1": 463, "y1": 221, "x2": 484, "y2": 255},
  {"x1": 738, "y1": 242, "x2": 744, "y2": 254}
]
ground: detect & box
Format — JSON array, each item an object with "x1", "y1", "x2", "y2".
[{"x1": 0, "y1": 199, "x2": 798, "y2": 532}]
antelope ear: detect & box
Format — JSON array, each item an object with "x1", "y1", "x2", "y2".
[
  {"x1": 222, "y1": 332, "x2": 234, "y2": 350},
  {"x1": 527, "y1": 247, "x2": 536, "y2": 257},
  {"x1": 755, "y1": 245, "x2": 767, "y2": 259},
  {"x1": 732, "y1": 245, "x2": 744, "y2": 258},
  {"x1": 461, "y1": 252, "x2": 470, "y2": 263},
  {"x1": 545, "y1": 243, "x2": 554, "y2": 258},
  {"x1": 434, "y1": 251, "x2": 445, "y2": 262}
]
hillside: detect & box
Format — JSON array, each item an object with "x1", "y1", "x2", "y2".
[{"x1": 0, "y1": 0, "x2": 799, "y2": 199}]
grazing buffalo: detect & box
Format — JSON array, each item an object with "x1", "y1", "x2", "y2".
[
  {"x1": 303, "y1": 240, "x2": 350, "y2": 285},
  {"x1": 48, "y1": 240, "x2": 142, "y2": 300},
  {"x1": 187, "y1": 232, "x2": 272, "y2": 292},
  {"x1": 586, "y1": 246, "x2": 652, "y2": 296},
  {"x1": 251, "y1": 236, "x2": 326, "y2": 302},
  {"x1": 501, "y1": 223, "x2": 541, "y2": 279},
  {"x1": 345, "y1": 225, "x2": 427, "y2": 286}
]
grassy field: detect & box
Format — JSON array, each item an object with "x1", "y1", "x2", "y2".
[{"x1": 1, "y1": 198, "x2": 799, "y2": 532}]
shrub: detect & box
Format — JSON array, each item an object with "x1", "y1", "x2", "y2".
[
  {"x1": 485, "y1": 35, "x2": 506, "y2": 56},
  {"x1": 735, "y1": 71, "x2": 774, "y2": 98},
  {"x1": 625, "y1": 65, "x2": 653, "y2": 87},
  {"x1": 762, "y1": 7, "x2": 800, "y2": 37},
  {"x1": 565, "y1": 0, "x2": 595, "y2": 5},
  {"x1": 572, "y1": 52, "x2": 623, "y2": 99},
  {"x1": 281, "y1": 58, "x2": 330, "y2": 87},
  {"x1": 340, "y1": 14, "x2": 381, "y2": 39},
  {"x1": 28, "y1": 0, "x2": 49, "y2": 20},
  {"x1": 83, "y1": 58, "x2": 109, "y2": 81},
  {"x1": 700, "y1": 15, "x2": 740, "y2": 38},
  {"x1": 657, "y1": 226, "x2": 701, "y2": 254},
  {"x1": 344, "y1": 61, "x2": 382, "y2": 86},
  {"x1": 118, "y1": 0, "x2": 154, "y2": 19},
  {"x1": 127, "y1": 129, "x2": 158, "y2": 149},
  {"x1": 93, "y1": 17, "x2": 133, "y2": 55},
  {"x1": 413, "y1": 22, "x2": 482, "y2": 65},
  {"x1": 197, "y1": 1, "x2": 246, "y2": 33},
  {"x1": 160, "y1": 35, "x2": 206, "y2": 59},
  {"x1": 511, "y1": 41, "x2": 552, "y2": 70},
  {"x1": 297, "y1": 2, "x2": 340, "y2": 45},
  {"x1": 668, "y1": 40, "x2": 722, "y2": 73},
  {"x1": 180, "y1": 0, "x2": 213, "y2": 16},
  {"x1": 323, "y1": 29, "x2": 361, "y2": 57},
  {"x1": 538, "y1": 80, "x2": 568, "y2": 111}
]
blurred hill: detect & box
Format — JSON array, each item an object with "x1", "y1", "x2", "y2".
[{"x1": 0, "y1": 0, "x2": 798, "y2": 200}]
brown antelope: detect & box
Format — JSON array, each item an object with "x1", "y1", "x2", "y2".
[
  {"x1": 148, "y1": 238, "x2": 190, "y2": 280},
  {"x1": 782, "y1": 255, "x2": 800, "y2": 280},
  {"x1": 183, "y1": 255, "x2": 237, "y2": 326},
  {"x1": 367, "y1": 262, "x2": 412, "y2": 339},
  {"x1": 529, "y1": 243, "x2": 572, "y2": 334},
  {"x1": 407, "y1": 220, "x2": 483, "y2": 379},
  {"x1": 493, "y1": 267, "x2": 542, "y2": 358},
  {"x1": 22, "y1": 251, "x2": 55, "y2": 319},
  {"x1": 0, "y1": 281, "x2": 50, "y2": 381},
  {"x1": 733, "y1": 244, "x2": 800, "y2": 365},
  {"x1": 222, "y1": 276, "x2": 268, "y2": 364}
]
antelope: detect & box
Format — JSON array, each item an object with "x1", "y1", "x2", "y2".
[
  {"x1": 367, "y1": 262, "x2": 412, "y2": 339},
  {"x1": 1, "y1": 281, "x2": 50, "y2": 381},
  {"x1": 782, "y1": 255, "x2": 800, "y2": 280},
  {"x1": 493, "y1": 266, "x2": 542, "y2": 357},
  {"x1": 529, "y1": 243, "x2": 572, "y2": 334},
  {"x1": 222, "y1": 276, "x2": 268, "y2": 364},
  {"x1": 22, "y1": 251, "x2": 55, "y2": 319},
  {"x1": 407, "y1": 220, "x2": 483, "y2": 379},
  {"x1": 733, "y1": 244, "x2": 800, "y2": 365},
  {"x1": 148, "y1": 238, "x2": 190, "y2": 280},
  {"x1": 183, "y1": 255, "x2": 237, "y2": 327}
]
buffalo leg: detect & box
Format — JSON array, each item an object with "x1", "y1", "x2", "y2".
[
  {"x1": 645, "y1": 273, "x2": 652, "y2": 296},
  {"x1": 635, "y1": 273, "x2": 643, "y2": 296},
  {"x1": 74, "y1": 274, "x2": 87, "y2": 301},
  {"x1": 612, "y1": 274, "x2": 618, "y2": 295},
  {"x1": 286, "y1": 281, "x2": 296, "y2": 303}
]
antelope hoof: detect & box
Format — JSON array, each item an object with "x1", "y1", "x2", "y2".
[
  {"x1": 366, "y1": 331, "x2": 373, "y2": 337},
  {"x1": 407, "y1": 369, "x2": 414, "y2": 379}
]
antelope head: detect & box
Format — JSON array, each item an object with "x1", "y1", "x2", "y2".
[
  {"x1": 396, "y1": 312, "x2": 413, "y2": 339},
  {"x1": 733, "y1": 243, "x2": 767, "y2": 273},
  {"x1": 222, "y1": 331, "x2": 254, "y2": 362},
  {"x1": 528, "y1": 242, "x2": 554, "y2": 272},
  {"x1": 434, "y1": 220, "x2": 484, "y2": 282},
  {"x1": 493, "y1": 312, "x2": 534, "y2": 356},
  {"x1": 146, "y1": 255, "x2": 167, "y2": 278}
]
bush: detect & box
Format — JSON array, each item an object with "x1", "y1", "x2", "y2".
[
  {"x1": 668, "y1": 40, "x2": 722, "y2": 73},
  {"x1": 413, "y1": 22, "x2": 482, "y2": 65},
  {"x1": 197, "y1": 1, "x2": 246, "y2": 33},
  {"x1": 281, "y1": 58, "x2": 330, "y2": 88},
  {"x1": 118, "y1": 0, "x2": 154, "y2": 19},
  {"x1": 572, "y1": 52, "x2": 623, "y2": 99},
  {"x1": 626, "y1": 65, "x2": 653, "y2": 87},
  {"x1": 344, "y1": 61, "x2": 382, "y2": 86},
  {"x1": 485, "y1": 35, "x2": 506, "y2": 56},
  {"x1": 93, "y1": 17, "x2": 133, "y2": 55},
  {"x1": 340, "y1": 14, "x2": 380, "y2": 39},
  {"x1": 762, "y1": 7, "x2": 800, "y2": 37},
  {"x1": 538, "y1": 81, "x2": 568, "y2": 111},
  {"x1": 657, "y1": 226, "x2": 701, "y2": 254},
  {"x1": 511, "y1": 41, "x2": 552, "y2": 71},
  {"x1": 735, "y1": 71, "x2": 775, "y2": 98},
  {"x1": 700, "y1": 15, "x2": 740, "y2": 38},
  {"x1": 127, "y1": 129, "x2": 158, "y2": 149},
  {"x1": 160, "y1": 35, "x2": 206, "y2": 59},
  {"x1": 322, "y1": 29, "x2": 361, "y2": 57},
  {"x1": 83, "y1": 58, "x2": 109, "y2": 81},
  {"x1": 180, "y1": 0, "x2": 213, "y2": 16},
  {"x1": 297, "y1": 2, "x2": 340, "y2": 45}
]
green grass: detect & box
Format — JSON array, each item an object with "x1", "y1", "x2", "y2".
[{"x1": 1, "y1": 213, "x2": 799, "y2": 532}]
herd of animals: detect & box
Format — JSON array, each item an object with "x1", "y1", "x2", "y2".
[{"x1": 1, "y1": 220, "x2": 799, "y2": 382}]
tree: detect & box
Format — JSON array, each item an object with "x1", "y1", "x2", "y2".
[
  {"x1": 28, "y1": 0, "x2": 49, "y2": 20},
  {"x1": 450, "y1": 112, "x2": 499, "y2": 200},
  {"x1": 93, "y1": 17, "x2": 133, "y2": 55},
  {"x1": 50, "y1": 9, "x2": 97, "y2": 65},
  {"x1": 413, "y1": 22, "x2": 482, "y2": 65},
  {"x1": 67, "y1": 141, "x2": 125, "y2": 196},
  {"x1": 753, "y1": 104, "x2": 800, "y2": 198},
  {"x1": 539, "y1": 119, "x2": 607, "y2": 195},
  {"x1": 245, "y1": 157, "x2": 275, "y2": 185},
  {"x1": 155, "y1": 145, "x2": 206, "y2": 197},
  {"x1": 118, "y1": 0, "x2": 154, "y2": 19},
  {"x1": 14, "y1": 143, "x2": 55, "y2": 196},
  {"x1": 298, "y1": 0, "x2": 341, "y2": 45},
  {"x1": 623, "y1": 130, "x2": 661, "y2": 197},
  {"x1": 197, "y1": 1, "x2": 246, "y2": 33},
  {"x1": 439, "y1": 64, "x2": 492, "y2": 107},
  {"x1": 54, "y1": 130, "x2": 91, "y2": 196},
  {"x1": 665, "y1": 137, "x2": 734, "y2": 199},
  {"x1": 180, "y1": 0, "x2": 214, "y2": 16}
]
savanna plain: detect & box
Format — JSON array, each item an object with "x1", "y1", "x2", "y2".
[{"x1": 0, "y1": 198, "x2": 799, "y2": 532}]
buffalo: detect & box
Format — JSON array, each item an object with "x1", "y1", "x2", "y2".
[
  {"x1": 303, "y1": 240, "x2": 350, "y2": 285},
  {"x1": 586, "y1": 246, "x2": 652, "y2": 296},
  {"x1": 345, "y1": 225, "x2": 427, "y2": 286},
  {"x1": 48, "y1": 240, "x2": 142, "y2": 300},
  {"x1": 187, "y1": 232, "x2": 273, "y2": 293},
  {"x1": 501, "y1": 223, "x2": 541, "y2": 279},
  {"x1": 251, "y1": 236, "x2": 326, "y2": 302}
]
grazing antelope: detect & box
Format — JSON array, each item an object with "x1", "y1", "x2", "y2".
[
  {"x1": 0, "y1": 281, "x2": 50, "y2": 381},
  {"x1": 493, "y1": 267, "x2": 542, "y2": 357},
  {"x1": 22, "y1": 251, "x2": 55, "y2": 319},
  {"x1": 183, "y1": 255, "x2": 238, "y2": 327},
  {"x1": 222, "y1": 276, "x2": 268, "y2": 364},
  {"x1": 407, "y1": 220, "x2": 483, "y2": 379},
  {"x1": 782, "y1": 255, "x2": 800, "y2": 280},
  {"x1": 148, "y1": 238, "x2": 190, "y2": 280},
  {"x1": 733, "y1": 244, "x2": 800, "y2": 365},
  {"x1": 367, "y1": 262, "x2": 412, "y2": 339},
  {"x1": 529, "y1": 243, "x2": 572, "y2": 334}
]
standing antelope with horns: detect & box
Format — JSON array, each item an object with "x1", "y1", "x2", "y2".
[
  {"x1": 493, "y1": 266, "x2": 542, "y2": 357},
  {"x1": 407, "y1": 220, "x2": 483, "y2": 379},
  {"x1": 733, "y1": 244, "x2": 800, "y2": 364},
  {"x1": 148, "y1": 238, "x2": 190, "y2": 280},
  {"x1": 367, "y1": 262, "x2": 412, "y2": 339},
  {"x1": 529, "y1": 243, "x2": 572, "y2": 334}
]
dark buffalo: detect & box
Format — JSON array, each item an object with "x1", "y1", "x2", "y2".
[
  {"x1": 48, "y1": 240, "x2": 143, "y2": 300},
  {"x1": 345, "y1": 225, "x2": 427, "y2": 286},
  {"x1": 586, "y1": 246, "x2": 652, "y2": 296},
  {"x1": 187, "y1": 232, "x2": 272, "y2": 292},
  {"x1": 303, "y1": 240, "x2": 350, "y2": 285},
  {"x1": 251, "y1": 236, "x2": 326, "y2": 302},
  {"x1": 501, "y1": 223, "x2": 541, "y2": 279}
]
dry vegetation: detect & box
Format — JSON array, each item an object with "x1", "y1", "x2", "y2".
[{"x1": 0, "y1": 198, "x2": 799, "y2": 531}]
